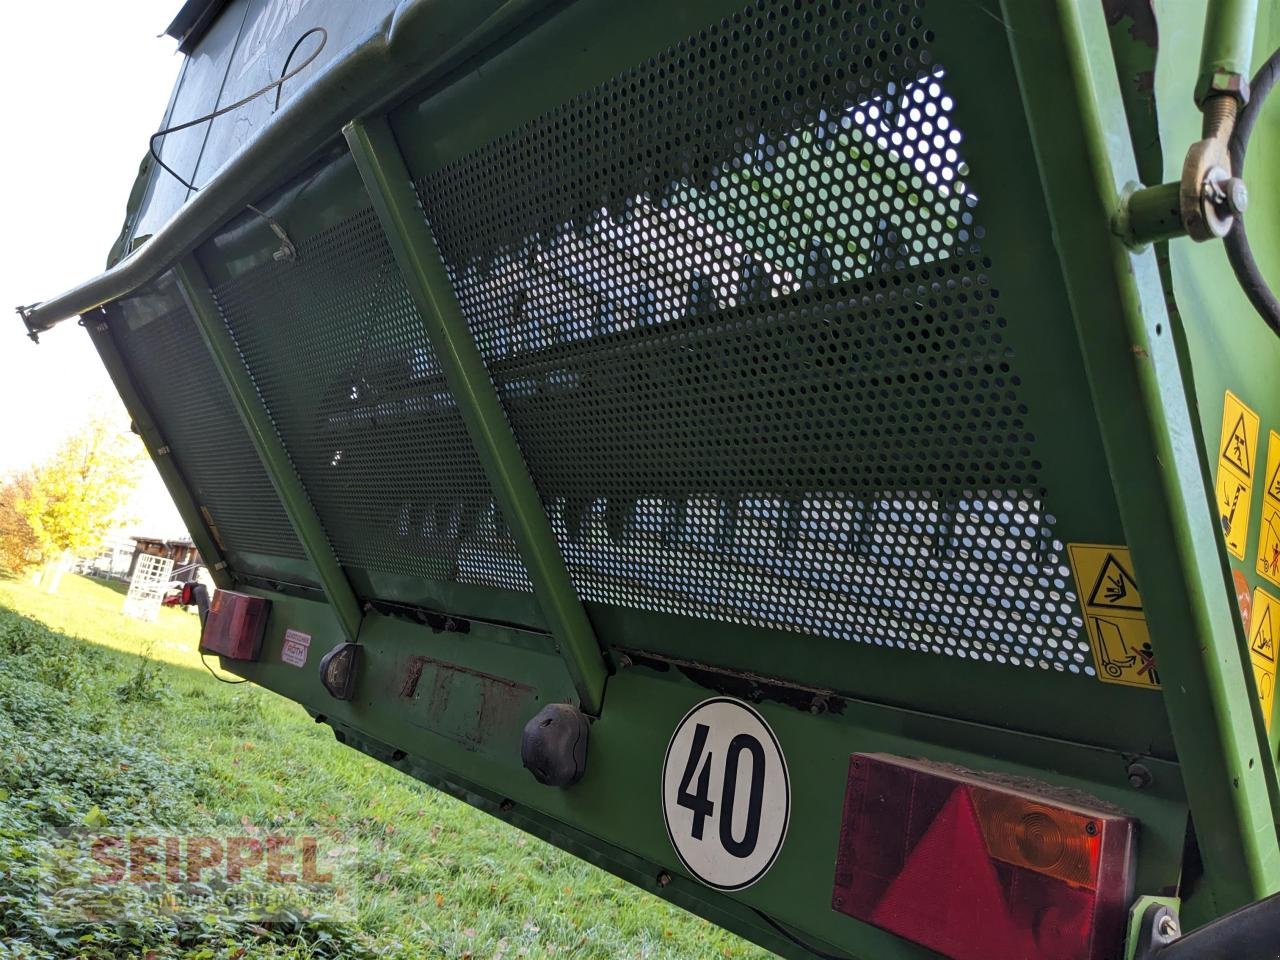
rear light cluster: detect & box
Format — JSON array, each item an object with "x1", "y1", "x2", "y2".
[
  {"x1": 832, "y1": 754, "x2": 1133, "y2": 960},
  {"x1": 198, "y1": 591, "x2": 269, "y2": 661}
]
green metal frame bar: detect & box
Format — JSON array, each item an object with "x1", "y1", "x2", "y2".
[
  {"x1": 172, "y1": 257, "x2": 365, "y2": 642},
  {"x1": 81, "y1": 307, "x2": 233, "y2": 592},
  {"x1": 343, "y1": 116, "x2": 609, "y2": 716},
  {"x1": 1002, "y1": 0, "x2": 1280, "y2": 918}
]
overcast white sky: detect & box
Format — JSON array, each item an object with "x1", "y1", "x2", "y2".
[{"x1": 0, "y1": 2, "x2": 189, "y2": 537}]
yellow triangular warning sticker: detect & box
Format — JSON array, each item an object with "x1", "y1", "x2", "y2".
[
  {"x1": 1086, "y1": 553, "x2": 1143, "y2": 612},
  {"x1": 1217, "y1": 392, "x2": 1259, "y2": 561},
  {"x1": 1223, "y1": 412, "x2": 1252, "y2": 476},
  {"x1": 1069, "y1": 544, "x2": 1157, "y2": 689},
  {"x1": 1254, "y1": 606, "x2": 1276, "y2": 662},
  {"x1": 1252, "y1": 587, "x2": 1280, "y2": 730},
  {"x1": 1259, "y1": 504, "x2": 1280, "y2": 586}
]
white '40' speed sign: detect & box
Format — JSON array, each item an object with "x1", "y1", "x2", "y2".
[{"x1": 661, "y1": 697, "x2": 791, "y2": 890}]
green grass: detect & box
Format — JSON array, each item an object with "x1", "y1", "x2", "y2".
[{"x1": 0, "y1": 573, "x2": 769, "y2": 960}]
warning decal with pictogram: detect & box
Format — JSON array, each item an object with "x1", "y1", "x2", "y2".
[
  {"x1": 1219, "y1": 471, "x2": 1252, "y2": 560},
  {"x1": 1257, "y1": 430, "x2": 1280, "y2": 588},
  {"x1": 1253, "y1": 605, "x2": 1275, "y2": 662},
  {"x1": 1217, "y1": 391, "x2": 1259, "y2": 561},
  {"x1": 1250, "y1": 587, "x2": 1279, "y2": 730},
  {"x1": 1068, "y1": 544, "x2": 1158, "y2": 689},
  {"x1": 1268, "y1": 434, "x2": 1280, "y2": 500},
  {"x1": 1223, "y1": 411, "x2": 1254, "y2": 476},
  {"x1": 1085, "y1": 553, "x2": 1143, "y2": 611}
]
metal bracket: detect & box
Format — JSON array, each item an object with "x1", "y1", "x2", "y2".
[
  {"x1": 16, "y1": 304, "x2": 40, "y2": 343},
  {"x1": 1118, "y1": 98, "x2": 1249, "y2": 247},
  {"x1": 1179, "y1": 95, "x2": 1248, "y2": 242},
  {"x1": 1116, "y1": 0, "x2": 1256, "y2": 247},
  {"x1": 1129, "y1": 899, "x2": 1182, "y2": 960},
  {"x1": 1130, "y1": 889, "x2": 1280, "y2": 960},
  {"x1": 246, "y1": 203, "x2": 298, "y2": 263}
]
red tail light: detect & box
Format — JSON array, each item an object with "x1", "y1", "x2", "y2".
[
  {"x1": 831, "y1": 755, "x2": 1133, "y2": 960},
  {"x1": 199, "y1": 591, "x2": 269, "y2": 661}
]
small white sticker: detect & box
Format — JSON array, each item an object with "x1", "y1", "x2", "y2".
[
  {"x1": 280, "y1": 629, "x2": 311, "y2": 668},
  {"x1": 662, "y1": 697, "x2": 790, "y2": 891}
]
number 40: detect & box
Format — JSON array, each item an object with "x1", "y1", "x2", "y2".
[{"x1": 676, "y1": 723, "x2": 766, "y2": 858}]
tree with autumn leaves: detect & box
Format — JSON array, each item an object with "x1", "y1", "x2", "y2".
[{"x1": 0, "y1": 417, "x2": 145, "y2": 589}]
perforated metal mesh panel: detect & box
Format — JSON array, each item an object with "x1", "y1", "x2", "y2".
[
  {"x1": 418, "y1": 0, "x2": 1093, "y2": 673},
  {"x1": 109, "y1": 283, "x2": 307, "y2": 569},
  {"x1": 212, "y1": 207, "x2": 532, "y2": 593}
]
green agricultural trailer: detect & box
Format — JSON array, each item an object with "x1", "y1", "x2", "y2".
[{"x1": 18, "y1": 0, "x2": 1280, "y2": 956}]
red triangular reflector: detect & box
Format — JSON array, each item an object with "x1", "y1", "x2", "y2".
[{"x1": 870, "y1": 787, "x2": 1034, "y2": 960}]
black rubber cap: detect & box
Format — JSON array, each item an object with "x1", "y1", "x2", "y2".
[{"x1": 521, "y1": 703, "x2": 590, "y2": 787}]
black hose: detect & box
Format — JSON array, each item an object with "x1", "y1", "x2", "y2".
[
  {"x1": 1225, "y1": 46, "x2": 1280, "y2": 333},
  {"x1": 752, "y1": 909, "x2": 854, "y2": 960}
]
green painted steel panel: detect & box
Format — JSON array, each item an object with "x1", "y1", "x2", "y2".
[
  {"x1": 224, "y1": 587, "x2": 1191, "y2": 960},
  {"x1": 388, "y1": 0, "x2": 1162, "y2": 743},
  {"x1": 29, "y1": 0, "x2": 1280, "y2": 952},
  {"x1": 105, "y1": 274, "x2": 321, "y2": 588},
  {"x1": 208, "y1": 197, "x2": 537, "y2": 599}
]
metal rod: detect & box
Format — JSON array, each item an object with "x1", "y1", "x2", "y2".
[
  {"x1": 81, "y1": 308, "x2": 233, "y2": 592},
  {"x1": 172, "y1": 257, "x2": 365, "y2": 642},
  {"x1": 16, "y1": 0, "x2": 552, "y2": 338},
  {"x1": 343, "y1": 116, "x2": 608, "y2": 716},
  {"x1": 1002, "y1": 0, "x2": 1280, "y2": 915},
  {"x1": 1117, "y1": 181, "x2": 1185, "y2": 248},
  {"x1": 1198, "y1": 0, "x2": 1259, "y2": 104}
]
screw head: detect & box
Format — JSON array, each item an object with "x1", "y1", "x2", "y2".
[
  {"x1": 657, "y1": 871, "x2": 672, "y2": 888},
  {"x1": 1227, "y1": 177, "x2": 1249, "y2": 215},
  {"x1": 1158, "y1": 914, "x2": 1180, "y2": 939}
]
